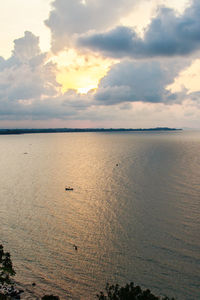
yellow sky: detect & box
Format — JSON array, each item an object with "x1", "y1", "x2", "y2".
[
  {"x1": 168, "y1": 59, "x2": 200, "y2": 94},
  {"x1": 53, "y1": 0, "x2": 193, "y2": 94},
  {"x1": 53, "y1": 49, "x2": 116, "y2": 94},
  {"x1": 0, "y1": 0, "x2": 51, "y2": 58}
]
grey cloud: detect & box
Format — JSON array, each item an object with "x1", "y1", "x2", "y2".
[
  {"x1": 0, "y1": 90, "x2": 93, "y2": 121},
  {"x1": 95, "y1": 60, "x2": 181, "y2": 104},
  {"x1": 45, "y1": 0, "x2": 137, "y2": 52},
  {"x1": 78, "y1": 26, "x2": 143, "y2": 58},
  {"x1": 1, "y1": 26, "x2": 199, "y2": 124},
  {"x1": 78, "y1": 0, "x2": 200, "y2": 58},
  {"x1": 0, "y1": 57, "x2": 6, "y2": 70},
  {"x1": 0, "y1": 30, "x2": 192, "y2": 122}
]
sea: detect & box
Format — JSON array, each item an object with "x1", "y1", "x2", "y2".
[{"x1": 0, "y1": 130, "x2": 199, "y2": 299}]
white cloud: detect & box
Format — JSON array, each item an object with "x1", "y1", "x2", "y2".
[
  {"x1": 45, "y1": 0, "x2": 138, "y2": 52},
  {"x1": 0, "y1": 31, "x2": 60, "y2": 118}
]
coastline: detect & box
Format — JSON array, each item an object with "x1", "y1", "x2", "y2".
[{"x1": 0, "y1": 127, "x2": 182, "y2": 135}]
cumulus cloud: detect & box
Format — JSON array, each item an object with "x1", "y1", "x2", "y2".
[
  {"x1": 94, "y1": 59, "x2": 188, "y2": 104},
  {"x1": 0, "y1": 31, "x2": 101, "y2": 122},
  {"x1": 78, "y1": 0, "x2": 200, "y2": 58},
  {"x1": 1, "y1": 8, "x2": 200, "y2": 127},
  {"x1": 12, "y1": 31, "x2": 41, "y2": 61},
  {"x1": 0, "y1": 31, "x2": 61, "y2": 119},
  {"x1": 0, "y1": 31, "x2": 195, "y2": 123},
  {"x1": 0, "y1": 31, "x2": 59, "y2": 103},
  {"x1": 45, "y1": 0, "x2": 137, "y2": 52}
]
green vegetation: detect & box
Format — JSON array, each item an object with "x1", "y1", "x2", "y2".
[
  {"x1": 0, "y1": 245, "x2": 15, "y2": 285},
  {"x1": 96, "y1": 283, "x2": 175, "y2": 300}
]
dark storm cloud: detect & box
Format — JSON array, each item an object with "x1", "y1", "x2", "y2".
[{"x1": 78, "y1": 0, "x2": 200, "y2": 58}]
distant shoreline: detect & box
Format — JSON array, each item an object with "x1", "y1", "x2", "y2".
[{"x1": 0, "y1": 127, "x2": 182, "y2": 135}]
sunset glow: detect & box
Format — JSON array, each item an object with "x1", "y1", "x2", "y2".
[
  {"x1": 167, "y1": 59, "x2": 200, "y2": 94},
  {"x1": 52, "y1": 49, "x2": 115, "y2": 94},
  {"x1": 1, "y1": 0, "x2": 200, "y2": 128}
]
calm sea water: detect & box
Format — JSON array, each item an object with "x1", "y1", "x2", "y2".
[{"x1": 0, "y1": 131, "x2": 199, "y2": 299}]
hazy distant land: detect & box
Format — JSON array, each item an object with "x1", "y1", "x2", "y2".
[{"x1": 0, "y1": 127, "x2": 182, "y2": 135}]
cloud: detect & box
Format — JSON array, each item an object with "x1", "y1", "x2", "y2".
[
  {"x1": 0, "y1": 31, "x2": 100, "y2": 122},
  {"x1": 0, "y1": 31, "x2": 194, "y2": 123},
  {"x1": 0, "y1": 85, "x2": 93, "y2": 121},
  {"x1": 12, "y1": 31, "x2": 41, "y2": 61},
  {"x1": 0, "y1": 31, "x2": 59, "y2": 104},
  {"x1": 0, "y1": 31, "x2": 64, "y2": 120},
  {"x1": 45, "y1": 0, "x2": 137, "y2": 52},
  {"x1": 1, "y1": 22, "x2": 200, "y2": 128},
  {"x1": 94, "y1": 59, "x2": 184, "y2": 105},
  {"x1": 78, "y1": 0, "x2": 200, "y2": 58}
]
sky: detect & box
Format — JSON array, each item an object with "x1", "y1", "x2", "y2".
[{"x1": 0, "y1": 0, "x2": 200, "y2": 128}]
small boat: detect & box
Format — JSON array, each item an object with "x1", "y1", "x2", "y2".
[
  {"x1": 65, "y1": 187, "x2": 74, "y2": 191},
  {"x1": 73, "y1": 244, "x2": 78, "y2": 250}
]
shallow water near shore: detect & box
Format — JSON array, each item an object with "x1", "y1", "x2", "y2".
[{"x1": 0, "y1": 131, "x2": 200, "y2": 299}]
